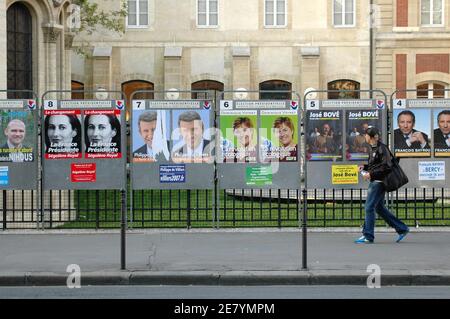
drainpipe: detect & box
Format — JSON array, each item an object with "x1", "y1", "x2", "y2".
[{"x1": 369, "y1": 0, "x2": 374, "y2": 99}]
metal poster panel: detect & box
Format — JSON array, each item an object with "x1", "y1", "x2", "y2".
[
  {"x1": 42, "y1": 99, "x2": 126, "y2": 190},
  {"x1": 389, "y1": 99, "x2": 450, "y2": 188},
  {"x1": 0, "y1": 99, "x2": 38, "y2": 190},
  {"x1": 131, "y1": 100, "x2": 214, "y2": 190},
  {"x1": 305, "y1": 99, "x2": 388, "y2": 189},
  {"x1": 218, "y1": 100, "x2": 301, "y2": 190}
]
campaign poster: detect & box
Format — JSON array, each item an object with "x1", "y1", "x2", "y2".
[
  {"x1": 0, "y1": 109, "x2": 35, "y2": 162},
  {"x1": 306, "y1": 110, "x2": 343, "y2": 161},
  {"x1": 346, "y1": 109, "x2": 381, "y2": 161},
  {"x1": 132, "y1": 109, "x2": 170, "y2": 163},
  {"x1": 84, "y1": 110, "x2": 122, "y2": 159},
  {"x1": 171, "y1": 109, "x2": 212, "y2": 163},
  {"x1": 44, "y1": 110, "x2": 82, "y2": 160},
  {"x1": 220, "y1": 110, "x2": 258, "y2": 163},
  {"x1": 260, "y1": 110, "x2": 298, "y2": 162},
  {"x1": 393, "y1": 109, "x2": 431, "y2": 158},
  {"x1": 433, "y1": 109, "x2": 450, "y2": 157}
]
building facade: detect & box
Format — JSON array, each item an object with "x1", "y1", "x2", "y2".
[
  {"x1": 376, "y1": 0, "x2": 450, "y2": 99},
  {"x1": 1, "y1": 1, "x2": 449, "y2": 101},
  {"x1": 72, "y1": 0, "x2": 373, "y2": 105}
]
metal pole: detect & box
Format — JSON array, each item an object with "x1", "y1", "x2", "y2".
[
  {"x1": 302, "y1": 188, "x2": 308, "y2": 270},
  {"x1": 2, "y1": 190, "x2": 6, "y2": 230},
  {"x1": 187, "y1": 189, "x2": 192, "y2": 229},
  {"x1": 121, "y1": 189, "x2": 126, "y2": 270}
]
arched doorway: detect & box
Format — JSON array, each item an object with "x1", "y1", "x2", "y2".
[
  {"x1": 71, "y1": 81, "x2": 84, "y2": 99},
  {"x1": 191, "y1": 80, "x2": 224, "y2": 99},
  {"x1": 122, "y1": 80, "x2": 154, "y2": 119},
  {"x1": 327, "y1": 80, "x2": 360, "y2": 99},
  {"x1": 7, "y1": 2, "x2": 33, "y2": 99},
  {"x1": 259, "y1": 80, "x2": 291, "y2": 100}
]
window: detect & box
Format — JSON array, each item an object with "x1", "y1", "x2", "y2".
[
  {"x1": 127, "y1": 0, "x2": 148, "y2": 28},
  {"x1": 259, "y1": 80, "x2": 291, "y2": 100},
  {"x1": 191, "y1": 80, "x2": 224, "y2": 99},
  {"x1": 417, "y1": 83, "x2": 447, "y2": 98},
  {"x1": 7, "y1": 3, "x2": 33, "y2": 99},
  {"x1": 327, "y1": 80, "x2": 360, "y2": 99},
  {"x1": 197, "y1": 0, "x2": 218, "y2": 27},
  {"x1": 333, "y1": 0, "x2": 355, "y2": 27},
  {"x1": 265, "y1": 0, "x2": 287, "y2": 27},
  {"x1": 421, "y1": 0, "x2": 443, "y2": 26}
]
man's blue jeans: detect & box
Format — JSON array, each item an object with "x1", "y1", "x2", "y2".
[{"x1": 363, "y1": 181, "x2": 409, "y2": 241}]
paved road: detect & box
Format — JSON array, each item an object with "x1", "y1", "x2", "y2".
[
  {"x1": 1, "y1": 285, "x2": 450, "y2": 299},
  {"x1": 1, "y1": 231, "x2": 449, "y2": 272}
]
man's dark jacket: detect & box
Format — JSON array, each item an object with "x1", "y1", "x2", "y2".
[{"x1": 363, "y1": 141, "x2": 393, "y2": 182}]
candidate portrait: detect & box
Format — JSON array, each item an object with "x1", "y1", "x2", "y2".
[
  {"x1": 434, "y1": 110, "x2": 450, "y2": 151},
  {"x1": 171, "y1": 110, "x2": 212, "y2": 163},
  {"x1": 394, "y1": 110, "x2": 430, "y2": 153}
]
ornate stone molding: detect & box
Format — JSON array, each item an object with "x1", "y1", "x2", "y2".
[
  {"x1": 52, "y1": 0, "x2": 64, "y2": 7},
  {"x1": 42, "y1": 24, "x2": 63, "y2": 43},
  {"x1": 64, "y1": 33, "x2": 75, "y2": 49}
]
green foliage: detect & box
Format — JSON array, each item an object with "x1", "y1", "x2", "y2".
[{"x1": 71, "y1": 0, "x2": 128, "y2": 56}]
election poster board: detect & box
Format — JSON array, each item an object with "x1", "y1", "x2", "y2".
[
  {"x1": 391, "y1": 99, "x2": 450, "y2": 188},
  {"x1": 218, "y1": 100, "x2": 301, "y2": 189},
  {"x1": 42, "y1": 100, "x2": 126, "y2": 190},
  {"x1": 130, "y1": 99, "x2": 214, "y2": 190},
  {"x1": 304, "y1": 99, "x2": 387, "y2": 189},
  {"x1": 0, "y1": 99, "x2": 38, "y2": 189}
]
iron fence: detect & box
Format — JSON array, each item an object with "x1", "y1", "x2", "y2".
[{"x1": 1, "y1": 187, "x2": 449, "y2": 229}]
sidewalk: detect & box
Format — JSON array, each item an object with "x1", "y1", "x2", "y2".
[{"x1": 1, "y1": 230, "x2": 450, "y2": 286}]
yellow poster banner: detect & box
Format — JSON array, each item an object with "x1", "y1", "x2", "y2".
[{"x1": 332, "y1": 165, "x2": 359, "y2": 185}]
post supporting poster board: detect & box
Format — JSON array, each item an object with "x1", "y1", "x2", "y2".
[
  {"x1": 390, "y1": 97, "x2": 450, "y2": 188},
  {"x1": 304, "y1": 98, "x2": 387, "y2": 189},
  {"x1": 41, "y1": 99, "x2": 126, "y2": 190},
  {"x1": 130, "y1": 99, "x2": 214, "y2": 190},
  {"x1": 0, "y1": 98, "x2": 38, "y2": 190},
  {"x1": 217, "y1": 100, "x2": 301, "y2": 189}
]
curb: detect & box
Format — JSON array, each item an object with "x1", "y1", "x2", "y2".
[{"x1": 2, "y1": 270, "x2": 450, "y2": 287}]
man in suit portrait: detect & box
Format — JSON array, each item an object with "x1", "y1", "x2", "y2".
[
  {"x1": 394, "y1": 110, "x2": 430, "y2": 151},
  {"x1": 434, "y1": 110, "x2": 450, "y2": 150},
  {"x1": 0, "y1": 119, "x2": 32, "y2": 162},
  {"x1": 172, "y1": 111, "x2": 212, "y2": 163},
  {"x1": 133, "y1": 111, "x2": 158, "y2": 160}
]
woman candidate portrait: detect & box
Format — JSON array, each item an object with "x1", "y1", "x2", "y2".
[
  {"x1": 224, "y1": 117, "x2": 257, "y2": 163},
  {"x1": 44, "y1": 114, "x2": 81, "y2": 153},
  {"x1": 84, "y1": 114, "x2": 121, "y2": 153},
  {"x1": 272, "y1": 116, "x2": 297, "y2": 162}
]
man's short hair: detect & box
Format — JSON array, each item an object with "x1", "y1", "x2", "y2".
[
  {"x1": 138, "y1": 111, "x2": 157, "y2": 128},
  {"x1": 6, "y1": 119, "x2": 26, "y2": 130},
  {"x1": 397, "y1": 110, "x2": 415, "y2": 124},
  {"x1": 437, "y1": 110, "x2": 450, "y2": 121},
  {"x1": 178, "y1": 111, "x2": 203, "y2": 129}
]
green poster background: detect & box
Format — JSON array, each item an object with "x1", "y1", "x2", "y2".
[
  {"x1": 260, "y1": 114, "x2": 298, "y2": 147},
  {"x1": 0, "y1": 110, "x2": 35, "y2": 148}
]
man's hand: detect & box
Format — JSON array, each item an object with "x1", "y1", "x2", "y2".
[
  {"x1": 362, "y1": 171, "x2": 371, "y2": 181},
  {"x1": 410, "y1": 132, "x2": 426, "y2": 145}
]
